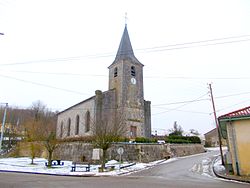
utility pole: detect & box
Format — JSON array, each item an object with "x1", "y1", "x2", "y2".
[
  {"x1": 208, "y1": 84, "x2": 224, "y2": 165},
  {"x1": 0, "y1": 103, "x2": 8, "y2": 151}
]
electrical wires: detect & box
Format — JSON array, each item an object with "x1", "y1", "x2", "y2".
[
  {"x1": 0, "y1": 34, "x2": 250, "y2": 67},
  {"x1": 0, "y1": 74, "x2": 91, "y2": 96}
]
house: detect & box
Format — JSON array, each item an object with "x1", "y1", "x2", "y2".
[
  {"x1": 56, "y1": 25, "x2": 151, "y2": 139},
  {"x1": 204, "y1": 128, "x2": 226, "y2": 147},
  {"x1": 218, "y1": 106, "x2": 250, "y2": 176}
]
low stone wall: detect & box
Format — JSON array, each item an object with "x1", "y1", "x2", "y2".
[
  {"x1": 54, "y1": 142, "x2": 205, "y2": 163},
  {"x1": 108, "y1": 143, "x2": 171, "y2": 163},
  {"x1": 54, "y1": 142, "x2": 94, "y2": 162},
  {"x1": 169, "y1": 144, "x2": 205, "y2": 157}
]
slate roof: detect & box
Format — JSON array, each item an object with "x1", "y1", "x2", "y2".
[
  {"x1": 109, "y1": 25, "x2": 143, "y2": 68},
  {"x1": 218, "y1": 106, "x2": 250, "y2": 119}
]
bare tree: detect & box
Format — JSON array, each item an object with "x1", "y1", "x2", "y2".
[
  {"x1": 24, "y1": 118, "x2": 42, "y2": 164},
  {"x1": 24, "y1": 101, "x2": 58, "y2": 166},
  {"x1": 169, "y1": 121, "x2": 183, "y2": 136},
  {"x1": 189, "y1": 129, "x2": 200, "y2": 136},
  {"x1": 38, "y1": 110, "x2": 58, "y2": 167},
  {"x1": 92, "y1": 111, "x2": 126, "y2": 171}
]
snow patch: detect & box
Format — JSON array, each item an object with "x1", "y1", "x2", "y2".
[{"x1": 0, "y1": 157, "x2": 175, "y2": 176}]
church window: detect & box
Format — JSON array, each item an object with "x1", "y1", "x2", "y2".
[
  {"x1": 114, "y1": 67, "x2": 118, "y2": 77},
  {"x1": 130, "y1": 126, "x2": 137, "y2": 138},
  {"x1": 60, "y1": 122, "x2": 63, "y2": 138},
  {"x1": 75, "y1": 115, "x2": 80, "y2": 135},
  {"x1": 85, "y1": 111, "x2": 90, "y2": 132},
  {"x1": 67, "y1": 118, "x2": 71, "y2": 136},
  {"x1": 131, "y1": 66, "x2": 136, "y2": 76}
]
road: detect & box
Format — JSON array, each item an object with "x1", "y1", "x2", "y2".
[{"x1": 0, "y1": 150, "x2": 249, "y2": 188}]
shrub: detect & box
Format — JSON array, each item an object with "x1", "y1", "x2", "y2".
[
  {"x1": 60, "y1": 136, "x2": 94, "y2": 143},
  {"x1": 135, "y1": 137, "x2": 157, "y2": 143},
  {"x1": 166, "y1": 135, "x2": 201, "y2": 144}
]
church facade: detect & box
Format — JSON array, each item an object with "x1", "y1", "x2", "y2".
[{"x1": 56, "y1": 25, "x2": 151, "y2": 139}]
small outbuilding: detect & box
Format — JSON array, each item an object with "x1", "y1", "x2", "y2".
[
  {"x1": 218, "y1": 106, "x2": 250, "y2": 176},
  {"x1": 204, "y1": 128, "x2": 226, "y2": 147}
]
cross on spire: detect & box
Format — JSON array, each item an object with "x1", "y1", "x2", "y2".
[{"x1": 125, "y1": 12, "x2": 128, "y2": 26}]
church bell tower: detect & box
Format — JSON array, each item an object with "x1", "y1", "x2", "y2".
[{"x1": 108, "y1": 25, "x2": 150, "y2": 138}]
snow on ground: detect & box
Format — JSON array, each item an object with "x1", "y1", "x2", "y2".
[
  {"x1": 205, "y1": 147, "x2": 226, "y2": 175},
  {"x1": 213, "y1": 156, "x2": 225, "y2": 174},
  {"x1": 0, "y1": 148, "x2": 223, "y2": 177},
  {"x1": 190, "y1": 147, "x2": 226, "y2": 178},
  {"x1": 205, "y1": 146, "x2": 227, "y2": 151},
  {"x1": 190, "y1": 158, "x2": 214, "y2": 177},
  {"x1": 0, "y1": 157, "x2": 176, "y2": 176}
]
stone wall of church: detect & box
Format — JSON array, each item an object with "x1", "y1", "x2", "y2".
[
  {"x1": 56, "y1": 96, "x2": 96, "y2": 139},
  {"x1": 144, "y1": 100, "x2": 151, "y2": 138},
  {"x1": 99, "y1": 89, "x2": 117, "y2": 127}
]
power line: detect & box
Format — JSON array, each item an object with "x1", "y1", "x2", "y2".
[
  {"x1": 215, "y1": 91, "x2": 250, "y2": 99},
  {"x1": 216, "y1": 99, "x2": 250, "y2": 114},
  {"x1": 145, "y1": 76, "x2": 250, "y2": 80},
  {"x1": 152, "y1": 106, "x2": 210, "y2": 115},
  {"x1": 2, "y1": 71, "x2": 250, "y2": 107},
  {"x1": 0, "y1": 34, "x2": 250, "y2": 66},
  {"x1": 152, "y1": 92, "x2": 209, "y2": 116},
  {"x1": 152, "y1": 98, "x2": 209, "y2": 107},
  {"x1": 136, "y1": 34, "x2": 250, "y2": 52},
  {"x1": 0, "y1": 53, "x2": 114, "y2": 67},
  {"x1": 153, "y1": 91, "x2": 250, "y2": 107},
  {"x1": 0, "y1": 69, "x2": 107, "y2": 77},
  {"x1": 151, "y1": 91, "x2": 250, "y2": 116},
  {"x1": 138, "y1": 38, "x2": 250, "y2": 53},
  {"x1": 0, "y1": 74, "x2": 91, "y2": 96},
  {"x1": 2, "y1": 69, "x2": 250, "y2": 81}
]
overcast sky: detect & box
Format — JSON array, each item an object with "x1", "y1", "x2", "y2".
[{"x1": 0, "y1": 0, "x2": 250, "y2": 135}]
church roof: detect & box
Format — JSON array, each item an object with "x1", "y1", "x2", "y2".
[{"x1": 109, "y1": 25, "x2": 143, "y2": 68}]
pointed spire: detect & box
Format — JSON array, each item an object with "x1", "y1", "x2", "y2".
[
  {"x1": 109, "y1": 25, "x2": 143, "y2": 68},
  {"x1": 115, "y1": 25, "x2": 135, "y2": 59}
]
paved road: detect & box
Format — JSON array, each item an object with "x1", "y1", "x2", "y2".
[
  {"x1": 130, "y1": 150, "x2": 249, "y2": 188},
  {"x1": 0, "y1": 150, "x2": 249, "y2": 188}
]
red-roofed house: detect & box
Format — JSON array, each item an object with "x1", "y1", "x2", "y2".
[{"x1": 218, "y1": 106, "x2": 250, "y2": 176}]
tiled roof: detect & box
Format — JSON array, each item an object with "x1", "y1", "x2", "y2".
[{"x1": 219, "y1": 106, "x2": 250, "y2": 119}]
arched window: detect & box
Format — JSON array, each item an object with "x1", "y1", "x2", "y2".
[
  {"x1": 85, "y1": 111, "x2": 90, "y2": 132},
  {"x1": 131, "y1": 66, "x2": 136, "y2": 76},
  {"x1": 114, "y1": 67, "x2": 118, "y2": 77},
  {"x1": 67, "y1": 118, "x2": 71, "y2": 136},
  {"x1": 75, "y1": 115, "x2": 80, "y2": 135},
  {"x1": 60, "y1": 122, "x2": 63, "y2": 138}
]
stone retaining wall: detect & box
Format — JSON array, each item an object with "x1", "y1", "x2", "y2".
[{"x1": 54, "y1": 142, "x2": 205, "y2": 163}]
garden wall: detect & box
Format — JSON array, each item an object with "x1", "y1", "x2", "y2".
[
  {"x1": 14, "y1": 142, "x2": 205, "y2": 163},
  {"x1": 54, "y1": 142, "x2": 205, "y2": 163}
]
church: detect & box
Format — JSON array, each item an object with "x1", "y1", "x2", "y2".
[{"x1": 56, "y1": 25, "x2": 151, "y2": 139}]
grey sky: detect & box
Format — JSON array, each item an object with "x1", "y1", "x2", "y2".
[{"x1": 0, "y1": 0, "x2": 250, "y2": 134}]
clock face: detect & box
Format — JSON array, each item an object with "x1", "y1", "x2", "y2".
[{"x1": 131, "y1": 78, "x2": 136, "y2": 85}]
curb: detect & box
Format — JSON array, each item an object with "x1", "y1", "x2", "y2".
[
  {"x1": 0, "y1": 169, "x2": 96, "y2": 177},
  {"x1": 212, "y1": 156, "x2": 250, "y2": 184},
  {"x1": 0, "y1": 162, "x2": 139, "y2": 178}
]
